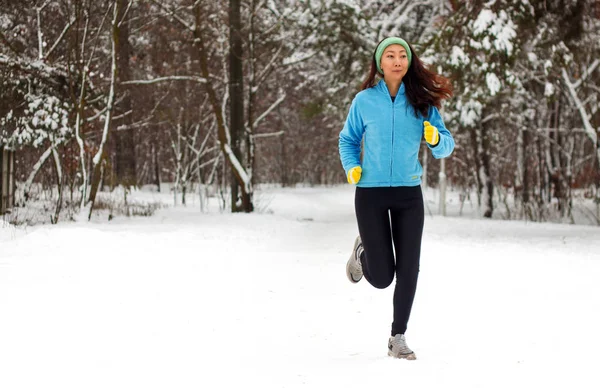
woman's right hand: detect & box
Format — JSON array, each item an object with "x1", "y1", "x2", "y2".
[{"x1": 347, "y1": 166, "x2": 362, "y2": 184}]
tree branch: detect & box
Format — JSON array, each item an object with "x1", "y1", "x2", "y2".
[
  {"x1": 44, "y1": 18, "x2": 77, "y2": 60},
  {"x1": 254, "y1": 43, "x2": 284, "y2": 89},
  {"x1": 572, "y1": 59, "x2": 600, "y2": 89},
  {"x1": 249, "y1": 91, "x2": 286, "y2": 130},
  {"x1": 122, "y1": 75, "x2": 207, "y2": 85},
  {"x1": 0, "y1": 53, "x2": 67, "y2": 86},
  {"x1": 562, "y1": 68, "x2": 598, "y2": 145},
  {"x1": 0, "y1": 30, "x2": 19, "y2": 55},
  {"x1": 149, "y1": 0, "x2": 195, "y2": 31},
  {"x1": 117, "y1": 0, "x2": 134, "y2": 28},
  {"x1": 252, "y1": 131, "x2": 284, "y2": 139}
]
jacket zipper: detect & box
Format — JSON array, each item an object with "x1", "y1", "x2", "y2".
[{"x1": 390, "y1": 95, "x2": 395, "y2": 186}]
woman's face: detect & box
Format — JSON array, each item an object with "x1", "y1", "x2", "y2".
[{"x1": 380, "y1": 44, "x2": 409, "y2": 81}]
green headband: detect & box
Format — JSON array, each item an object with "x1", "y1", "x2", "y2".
[{"x1": 375, "y1": 37, "x2": 412, "y2": 74}]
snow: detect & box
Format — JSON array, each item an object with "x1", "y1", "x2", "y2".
[
  {"x1": 527, "y1": 52, "x2": 538, "y2": 63},
  {"x1": 486, "y1": 72, "x2": 501, "y2": 96},
  {"x1": 473, "y1": 9, "x2": 495, "y2": 35},
  {"x1": 0, "y1": 14, "x2": 11, "y2": 30},
  {"x1": 458, "y1": 99, "x2": 482, "y2": 127},
  {"x1": 492, "y1": 10, "x2": 517, "y2": 55},
  {"x1": 1, "y1": 185, "x2": 600, "y2": 388},
  {"x1": 282, "y1": 50, "x2": 315, "y2": 66},
  {"x1": 450, "y1": 46, "x2": 469, "y2": 66},
  {"x1": 544, "y1": 82, "x2": 555, "y2": 97},
  {"x1": 1, "y1": 94, "x2": 71, "y2": 148},
  {"x1": 562, "y1": 68, "x2": 599, "y2": 146},
  {"x1": 472, "y1": 9, "x2": 517, "y2": 56},
  {"x1": 544, "y1": 59, "x2": 553, "y2": 75}
]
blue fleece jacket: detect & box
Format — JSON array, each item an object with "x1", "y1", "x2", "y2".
[{"x1": 339, "y1": 80, "x2": 454, "y2": 187}]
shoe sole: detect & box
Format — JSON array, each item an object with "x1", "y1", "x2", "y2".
[
  {"x1": 388, "y1": 350, "x2": 417, "y2": 360},
  {"x1": 346, "y1": 257, "x2": 361, "y2": 283},
  {"x1": 346, "y1": 237, "x2": 362, "y2": 283}
]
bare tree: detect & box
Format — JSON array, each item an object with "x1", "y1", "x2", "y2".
[
  {"x1": 86, "y1": 0, "x2": 119, "y2": 219},
  {"x1": 113, "y1": 0, "x2": 137, "y2": 189}
]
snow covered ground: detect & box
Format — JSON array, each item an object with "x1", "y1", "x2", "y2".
[{"x1": 1, "y1": 185, "x2": 600, "y2": 388}]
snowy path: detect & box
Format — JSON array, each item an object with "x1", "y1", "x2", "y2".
[{"x1": 1, "y1": 186, "x2": 600, "y2": 387}]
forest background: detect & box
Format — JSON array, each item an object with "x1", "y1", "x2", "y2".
[{"x1": 1, "y1": 0, "x2": 599, "y2": 225}]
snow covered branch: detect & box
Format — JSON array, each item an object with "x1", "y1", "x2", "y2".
[
  {"x1": 36, "y1": 1, "x2": 51, "y2": 59},
  {"x1": 150, "y1": 0, "x2": 195, "y2": 32},
  {"x1": 249, "y1": 91, "x2": 286, "y2": 130},
  {"x1": 118, "y1": 0, "x2": 134, "y2": 28},
  {"x1": 86, "y1": 0, "x2": 120, "y2": 217},
  {"x1": 0, "y1": 54, "x2": 67, "y2": 85},
  {"x1": 0, "y1": 30, "x2": 19, "y2": 54},
  {"x1": 561, "y1": 68, "x2": 598, "y2": 145},
  {"x1": 572, "y1": 59, "x2": 600, "y2": 89},
  {"x1": 44, "y1": 18, "x2": 77, "y2": 60},
  {"x1": 122, "y1": 75, "x2": 207, "y2": 85},
  {"x1": 22, "y1": 144, "x2": 54, "y2": 201},
  {"x1": 223, "y1": 143, "x2": 251, "y2": 192},
  {"x1": 252, "y1": 131, "x2": 284, "y2": 139},
  {"x1": 93, "y1": 4, "x2": 119, "y2": 167},
  {"x1": 379, "y1": 1, "x2": 429, "y2": 38},
  {"x1": 254, "y1": 43, "x2": 284, "y2": 87}
]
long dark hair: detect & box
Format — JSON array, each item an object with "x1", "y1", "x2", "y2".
[{"x1": 361, "y1": 40, "x2": 453, "y2": 117}]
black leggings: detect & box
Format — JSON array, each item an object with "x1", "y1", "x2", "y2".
[{"x1": 355, "y1": 185, "x2": 424, "y2": 336}]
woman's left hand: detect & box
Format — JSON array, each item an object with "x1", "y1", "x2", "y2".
[{"x1": 423, "y1": 121, "x2": 439, "y2": 146}]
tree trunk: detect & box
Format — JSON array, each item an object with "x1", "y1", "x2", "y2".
[
  {"x1": 422, "y1": 143, "x2": 428, "y2": 189},
  {"x1": 596, "y1": 137, "x2": 600, "y2": 225},
  {"x1": 229, "y1": 0, "x2": 252, "y2": 212},
  {"x1": 550, "y1": 100, "x2": 565, "y2": 216},
  {"x1": 596, "y1": 152, "x2": 600, "y2": 226},
  {"x1": 439, "y1": 157, "x2": 446, "y2": 216},
  {"x1": 0, "y1": 146, "x2": 15, "y2": 215},
  {"x1": 193, "y1": 4, "x2": 253, "y2": 213},
  {"x1": 22, "y1": 145, "x2": 54, "y2": 203},
  {"x1": 51, "y1": 147, "x2": 64, "y2": 224},
  {"x1": 152, "y1": 143, "x2": 161, "y2": 192},
  {"x1": 245, "y1": 0, "x2": 257, "y2": 209},
  {"x1": 516, "y1": 125, "x2": 523, "y2": 202},
  {"x1": 537, "y1": 126, "x2": 549, "y2": 221},
  {"x1": 277, "y1": 105, "x2": 289, "y2": 187},
  {"x1": 522, "y1": 124, "x2": 532, "y2": 220},
  {"x1": 469, "y1": 126, "x2": 482, "y2": 208},
  {"x1": 114, "y1": 0, "x2": 136, "y2": 188},
  {"x1": 87, "y1": 1, "x2": 119, "y2": 217},
  {"x1": 479, "y1": 123, "x2": 493, "y2": 218}
]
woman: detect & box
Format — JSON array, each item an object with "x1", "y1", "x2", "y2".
[{"x1": 338, "y1": 37, "x2": 454, "y2": 360}]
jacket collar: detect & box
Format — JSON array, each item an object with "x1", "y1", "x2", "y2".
[{"x1": 376, "y1": 79, "x2": 406, "y2": 97}]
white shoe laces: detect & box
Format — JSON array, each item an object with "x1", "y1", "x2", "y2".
[
  {"x1": 355, "y1": 242, "x2": 363, "y2": 267},
  {"x1": 390, "y1": 334, "x2": 413, "y2": 355}
]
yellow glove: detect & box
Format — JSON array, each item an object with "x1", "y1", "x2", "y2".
[
  {"x1": 347, "y1": 166, "x2": 362, "y2": 184},
  {"x1": 424, "y1": 121, "x2": 439, "y2": 146}
]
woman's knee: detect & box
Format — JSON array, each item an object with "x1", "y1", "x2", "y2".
[{"x1": 368, "y1": 273, "x2": 394, "y2": 289}]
